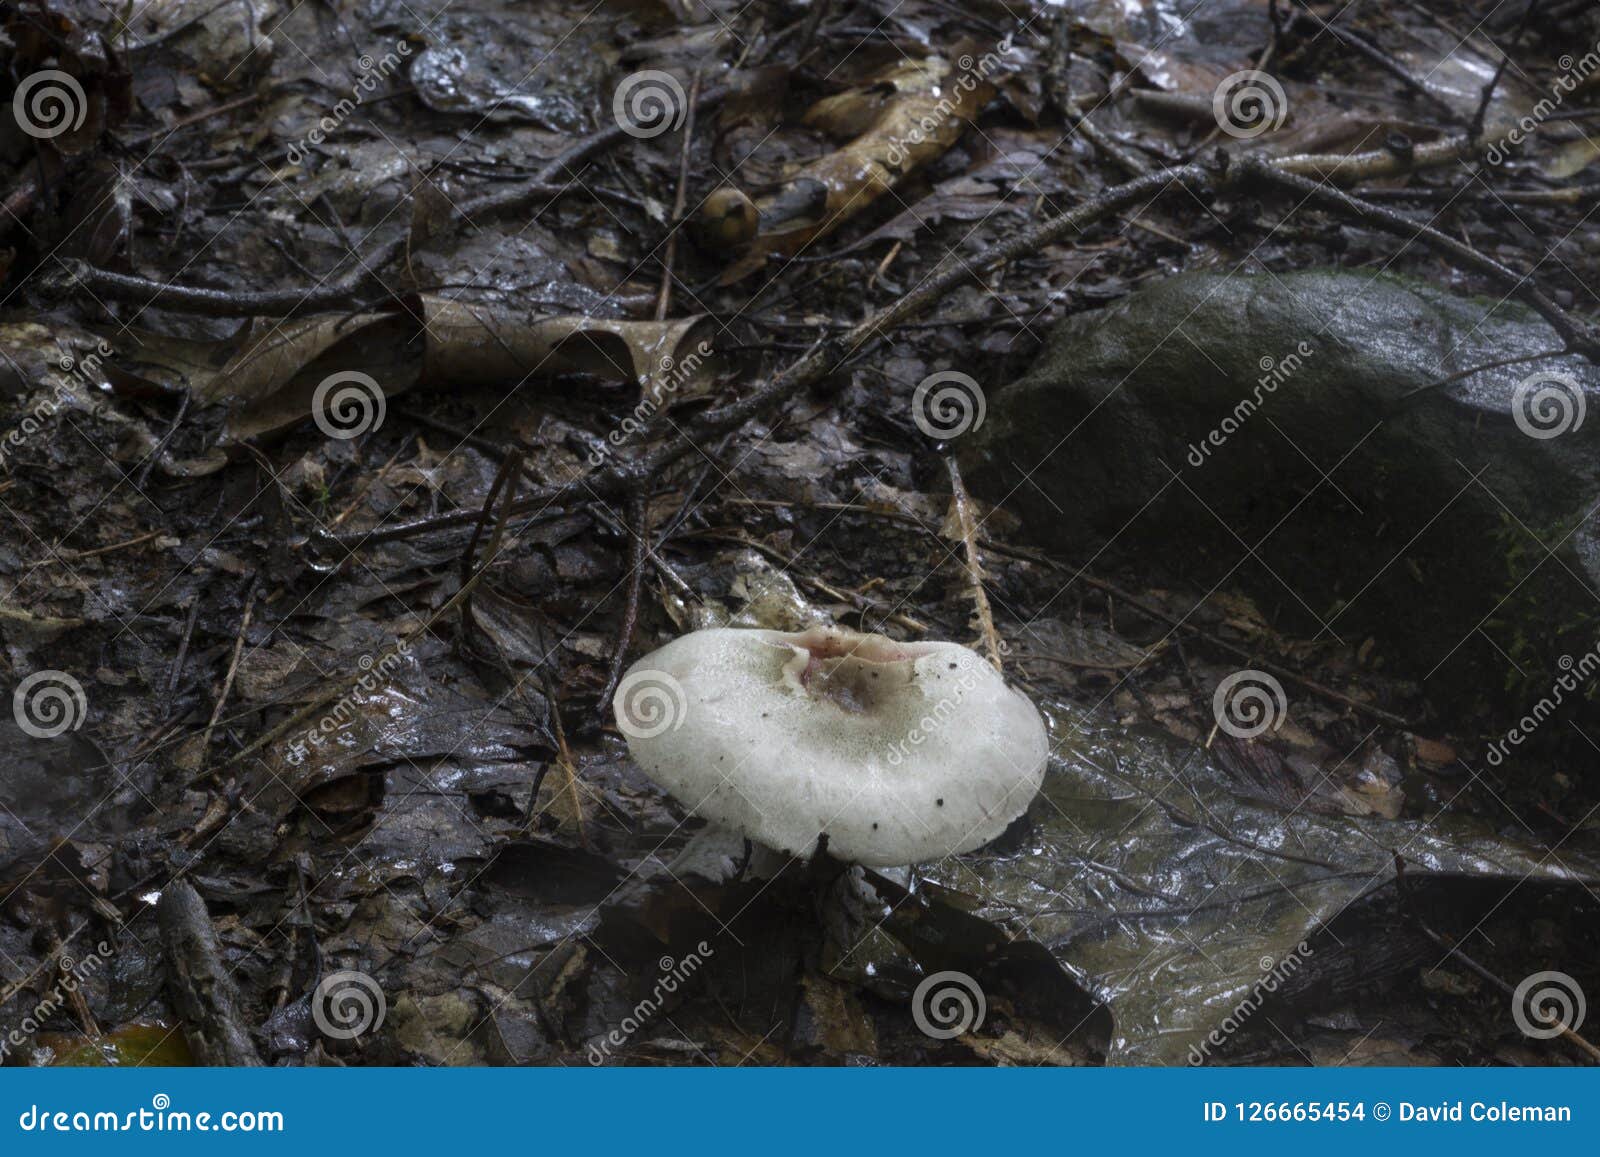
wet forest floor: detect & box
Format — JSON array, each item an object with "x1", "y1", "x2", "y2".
[{"x1": 1, "y1": 0, "x2": 1599, "y2": 1066}]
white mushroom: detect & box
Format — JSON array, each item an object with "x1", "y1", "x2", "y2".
[{"x1": 613, "y1": 626, "x2": 1048, "y2": 867}]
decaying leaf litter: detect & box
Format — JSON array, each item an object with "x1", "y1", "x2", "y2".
[{"x1": 2, "y1": 0, "x2": 1599, "y2": 1067}]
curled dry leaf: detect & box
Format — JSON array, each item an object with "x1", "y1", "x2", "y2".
[
  {"x1": 702, "y1": 56, "x2": 995, "y2": 280},
  {"x1": 115, "y1": 300, "x2": 717, "y2": 441}
]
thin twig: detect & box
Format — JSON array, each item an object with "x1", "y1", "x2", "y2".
[
  {"x1": 594, "y1": 492, "x2": 650, "y2": 724},
  {"x1": 1287, "y1": 0, "x2": 1459, "y2": 120},
  {"x1": 63, "y1": 83, "x2": 736, "y2": 319},
  {"x1": 133, "y1": 391, "x2": 191, "y2": 490},
  {"x1": 1395, "y1": 854, "x2": 1600, "y2": 1064},
  {"x1": 1389, "y1": 347, "x2": 1568, "y2": 411},
  {"x1": 1048, "y1": 11, "x2": 1149, "y2": 176},
  {"x1": 1471, "y1": 0, "x2": 1539, "y2": 140},
  {"x1": 198, "y1": 574, "x2": 261, "y2": 756},
  {"x1": 461, "y1": 449, "x2": 526, "y2": 590},
  {"x1": 49, "y1": 529, "x2": 163, "y2": 562},
  {"x1": 723, "y1": 497, "x2": 1416, "y2": 729},
  {"x1": 167, "y1": 596, "x2": 204, "y2": 696},
  {"x1": 1240, "y1": 155, "x2": 1599, "y2": 357},
  {"x1": 200, "y1": 559, "x2": 487, "y2": 781},
  {"x1": 588, "y1": 494, "x2": 694, "y2": 594},
  {"x1": 944, "y1": 455, "x2": 1003, "y2": 670},
  {"x1": 1191, "y1": 0, "x2": 1291, "y2": 153},
  {"x1": 327, "y1": 130, "x2": 1535, "y2": 554},
  {"x1": 657, "y1": 71, "x2": 701, "y2": 321}
]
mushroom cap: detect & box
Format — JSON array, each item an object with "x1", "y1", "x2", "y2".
[{"x1": 614, "y1": 626, "x2": 1048, "y2": 867}]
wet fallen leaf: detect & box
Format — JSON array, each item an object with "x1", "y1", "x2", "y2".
[
  {"x1": 38, "y1": 1022, "x2": 194, "y2": 1067},
  {"x1": 705, "y1": 55, "x2": 996, "y2": 280},
  {"x1": 118, "y1": 300, "x2": 716, "y2": 441}
]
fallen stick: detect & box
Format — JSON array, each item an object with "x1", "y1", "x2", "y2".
[
  {"x1": 337, "y1": 132, "x2": 1478, "y2": 554},
  {"x1": 723, "y1": 496, "x2": 1418, "y2": 730},
  {"x1": 157, "y1": 880, "x2": 264, "y2": 1065},
  {"x1": 55, "y1": 83, "x2": 736, "y2": 320},
  {"x1": 1239, "y1": 153, "x2": 1599, "y2": 357}
]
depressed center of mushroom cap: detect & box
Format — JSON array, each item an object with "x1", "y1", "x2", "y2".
[{"x1": 614, "y1": 626, "x2": 1048, "y2": 867}]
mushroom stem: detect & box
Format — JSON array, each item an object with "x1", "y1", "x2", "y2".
[
  {"x1": 664, "y1": 825, "x2": 761, "y2": 883},
  {"x1": 613, "y1": 827, "x2": 787, "y2": 912}
]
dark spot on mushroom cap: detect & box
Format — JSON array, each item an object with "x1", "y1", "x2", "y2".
[
  {"x1": 936, "y1": 798, "x2": 944, "y2": 806},
  {"x1": 948, "y1": 662, "x2": 957, "y2": 670},
  {"x1": 872, "y1": 822, "x2": 879, "y2": 830}
]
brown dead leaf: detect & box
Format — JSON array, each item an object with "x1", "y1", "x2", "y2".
[
  {"x1": 794, "y1": 973, "x2": 879, "y2": 1058},
  {"x1": 707, "y1": 56, "x2": 995, "y2": 280},
  {"x1": 1412, "y1": 735, "x2": 1458, "y2": 766},
  {"x1": 120, "y1": 300, "x2": 716, "y2": 441}
]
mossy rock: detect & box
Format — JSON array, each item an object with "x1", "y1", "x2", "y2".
[{"x1": 962, "y1": 269, "x2": 1600, "y2": 739}]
